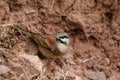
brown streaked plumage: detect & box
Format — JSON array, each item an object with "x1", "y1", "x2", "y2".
[{"x1": 12, "y1": 25, "x2": 70, "y2": 59}]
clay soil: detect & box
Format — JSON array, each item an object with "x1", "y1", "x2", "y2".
[{"x1": 0, "y1": 0, "x2": 120, "y2": 80}]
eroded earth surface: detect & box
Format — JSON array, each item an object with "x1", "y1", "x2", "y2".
[{"x1": 0, "y1": 0, "x2": 120, "y2": 80}]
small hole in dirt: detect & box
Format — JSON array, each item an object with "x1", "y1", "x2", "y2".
[
  {"x1": 88, "y1": 36, "x2": 99, "y2": 48},
  {"x1": 105, "y1": 12, "x2": 113, "y2": 20},
  {"x1": 94, "y1": 0, "x2": 97, "y2": 3},
  {"x1": 15, "y1": 32, "x2": 21, "y2": 36},
  {"x1": 72, "y1": 28, "x2": 87, "y2": 42},
  {"x1": 40, "y1": 11, "x2": 45, "y2": 16},
  {"x1": 61, "y1": 16, "x2": 66, "y2": 21}
]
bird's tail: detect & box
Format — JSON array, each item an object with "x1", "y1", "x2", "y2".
[{"x1": 12, "y1": 24, "x2": 33, "y2": 37}]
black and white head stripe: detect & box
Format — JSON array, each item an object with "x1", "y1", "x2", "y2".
[
  {"x1": 59, "y1": 36, "x2": 69, "y2": 38},
  {"x1": 56, "y1": 32, "x2": 70, "y2": 45}
]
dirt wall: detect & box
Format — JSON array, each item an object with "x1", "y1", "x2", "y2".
[{"x1": 0, "y1": 0, "x2": 120, "y2": 80}]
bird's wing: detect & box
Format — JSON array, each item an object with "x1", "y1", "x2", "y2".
[{"x1": 32, "y1": 34, "x2": 58, "y2": 52}]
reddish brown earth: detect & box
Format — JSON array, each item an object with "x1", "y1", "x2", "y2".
[{"x1": 0, "y1": 0, "x2": 120, "y2": 80}]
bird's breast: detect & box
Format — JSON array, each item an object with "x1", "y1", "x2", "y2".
[{"x1": 57, "y1": 42, "x2": 68, "y2": 53}]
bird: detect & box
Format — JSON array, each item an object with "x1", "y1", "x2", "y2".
[{"x1": 12, "y1": 24, "x2": 70, "y2": 59}]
